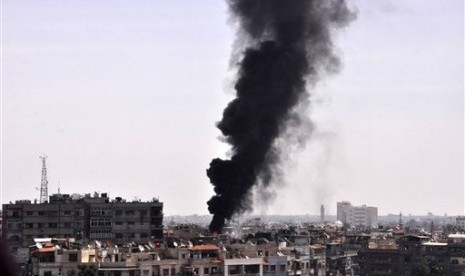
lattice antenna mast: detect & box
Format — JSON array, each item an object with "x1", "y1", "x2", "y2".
[{"x1": 39, "y1": 156, "x2": 48, "y2": 203}]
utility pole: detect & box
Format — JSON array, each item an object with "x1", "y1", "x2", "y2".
[{"x1": 39, "y1": 156, "x2": 48, "y2": 203}]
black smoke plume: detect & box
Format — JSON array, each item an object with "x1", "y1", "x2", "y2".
[{"x1": 207, "y1": 0, "x2": 355, "y2": 233}]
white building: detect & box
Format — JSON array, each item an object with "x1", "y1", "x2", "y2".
[{"x1": 337, "y1": 201, "x2": 378, "y2": 228}]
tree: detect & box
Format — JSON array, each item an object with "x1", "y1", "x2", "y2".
[
  {"x1": 428, "y1": 259, "x2": 446, "y2": 276},
  {"x1": 412, "y1": 261, "x2": 430, "y2": 276}
]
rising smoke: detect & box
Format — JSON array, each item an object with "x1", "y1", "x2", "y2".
[{"x1": 207, "y1": 0, "x2": 355, "y2": 233}]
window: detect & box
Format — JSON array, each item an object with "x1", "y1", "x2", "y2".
[
  {"x1": 75, "y1": 209, "x2": 84, "y2": 217},
  {"x1": 204, "y1": 267, "x2": 209, "y2": 275},
  {"x1": 90, "y1": 218, "x2": 111, "y2": 227},
  {"x1": 91, "y1": 207, "x2": 111, "y2": 216},
  {"x1": 69, "y1": 253, "x2": 78, "y2": 262},
  {"x1": 75, "y1": 221, "x2": 83, "y2": 228},
  {"x1": 47, "y1": 211, "x2": 58, "y2": 216},
  {"x1": 90, "y1": 230, "x2": 112, "y2": 239},
  {"x1": 103, "y1": 208, "x2": 111, "y2": 216},
  {"x1": 12, "y1": 211, "x2": 21, "y2": 218},
  {"x1": 38, "y1": 211, "x2": 45, "y2": 216},
  {"x1": 126, "y1": 210, "x2": 135, "y2": 215},
  {"x1": 44, "y1": 272, "x2": 52, "y2": 276},
  {"x1": 26, "y1": 211, "x2": 33, "y2": 216},
  {"x1": 244, "y1": 265, "x2": 259, "y2": 274},
  {"x1": 91, "y1": 208, "x2": 102, "y2": 216},
  {"x1": 151, "y1": 208, "x2": 162, "y2": 216},
  {"x1": 64, "y1": 210, "x2": 72, "y2": 216}
]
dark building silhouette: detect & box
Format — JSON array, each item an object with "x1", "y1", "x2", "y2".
[{"x1": 2, "y1": 193, "x2": 163, "y2": 249}]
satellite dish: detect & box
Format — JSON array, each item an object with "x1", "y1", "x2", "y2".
[
  {"x1": 36, "y1": 243, "x2": 43, "y2": 249},
  {"x1": 138, "y1": 245, "x2": 145, "y2": 252}
]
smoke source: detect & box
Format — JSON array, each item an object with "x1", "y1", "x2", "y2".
[{"x1": 207, "y1": 0, "x2": 355, "y2": 233}]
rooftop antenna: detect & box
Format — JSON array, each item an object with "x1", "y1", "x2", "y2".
[{"x1": 39, "y1": 156, "x2": 48, "y2": 203}]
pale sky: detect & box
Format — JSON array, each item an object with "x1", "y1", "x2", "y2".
[{"x1": 1, "y1": 0, "x2": 463, "y2": 216}]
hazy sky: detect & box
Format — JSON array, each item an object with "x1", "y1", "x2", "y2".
[{"x1": 2, "y1": 0, "x2": 463, "y2": 216}]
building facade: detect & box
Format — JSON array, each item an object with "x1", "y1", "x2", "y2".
[
  {"x1": 456, "y1": 216, "x2": 465, "y2": 230},
  {"x1": 2, "y1": 193, "x2": 163, "y2": 249},
  {"x1": 337, "y1": 201, "x2": 378, "y2": 228}
]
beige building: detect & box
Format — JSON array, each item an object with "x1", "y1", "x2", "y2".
[{"x1": 337, "y1": 201, "x2": 378, "y2": 228}]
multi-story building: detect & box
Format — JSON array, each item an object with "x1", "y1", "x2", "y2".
[
  {"x1": 358, "y1": 234, "x2": 465, "y2": 275},
  {"x1": 2, "y1": 193, "x2": 163, "y2": 249},
  {"x1": 112, "y1": 198, "x2": 163, "y2": 245},
  {"x1": 337, "y1": 201, "x2": 378, "y2": 228},
  {"x1": 456, "y1": 216, "x2": 465, "y2": 230},
  {"x1": 448, "y1": 233, "x2": 465, "y2": 275}
]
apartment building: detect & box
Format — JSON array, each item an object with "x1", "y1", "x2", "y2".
[
  {"x1": 337, "y1": 201, "x2": 378, "y2": 228},
  {"x1": 456, "y1": 216, "x2": 465, "y2": 230},
  {"x1": 2, "y1": 193, "x2": 163, "y2": 249}
]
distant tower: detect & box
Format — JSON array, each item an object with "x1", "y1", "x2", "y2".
[
  {"x1": 320, "y1": 204, "x2": 325, "y2": 223},
  {"x1": 39, "y1": 156, "x2": 48, "y2": 203},
  {"x1": 399, "y1": 212, "x2": 404, "y2": 228}
]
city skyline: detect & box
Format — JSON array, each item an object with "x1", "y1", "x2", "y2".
[{"x1": 1, "y1": 0, "x2": 463, "y2": 217}]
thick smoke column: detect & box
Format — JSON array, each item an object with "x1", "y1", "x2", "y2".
[{"x1": 207, "y1": 0, "x2": 355, "y2": 233}]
